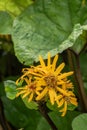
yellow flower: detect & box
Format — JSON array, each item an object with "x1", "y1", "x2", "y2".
[
  {"x1": 56, "y1": 79, "x2": 77, "y2": 116},
  {"x1": 56, "y1": 90, "x2": 78, "y2": 116},
  {"x1": 16, "y1": 52, "x2": 78, "y2": 116},
  {"x1": 16, "y1": 77, "x2": 42, "y2": 102},
  {"x1": 29, "y1": 53, "x2": 74, "y2": 104}
]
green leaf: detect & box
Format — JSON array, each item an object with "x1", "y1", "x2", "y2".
[
  {"x1": 1, "y1": 96, "x2": 41, "y2": 129},
  {"x1": 2, "y1": 97, "x2": 29, "y2": 128},
  {"x1": 4, "y1": 80, "x2": 17, "y2": 99},
  {"x1": 26, "y1": 116, "x2": 51, "y2": 130},
  {"x1": 49, "y1": 111, "x2": 81, "y2": 130},
  {"x1": 16, "y1": 80, "x2": 24, "y2": 87},
  {"x1": 67, "y1": 104, "x2": 77, "y2": 111},
  {"x1": 72, "y1": 113, "x2": 87, "y2": 130},
  {"x1": 22, "y1": 97, "x2": 38, "y2": 110},
  {"x1": 0, "y1": 0, "x2": 34, "y2": 16},
  {"x1": 46, "y1": 100, "x2": 60, "y2": 112},
  {"x1": 36, "y1": 117, "x2": 51, "y2": 130},
  {"x1": 1, "y1": 95, "x2": 50, "y2": 130},
  {"x1": 1, "y1": 77, "x2": 50, "y2": 129},
  {"x1": 0, "y1": 11, "x2": 13, "y2": 34},
  {"x1": 12, "y1": 0, "x2": 87, "y2": 65},
  {"x1": 72, "y1": 25, "x2": 87, "y2": 54}
]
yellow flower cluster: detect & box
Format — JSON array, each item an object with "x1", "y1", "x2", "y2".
[{"x1": 16, "y1": 52, "x2": 78, "y2": 116}]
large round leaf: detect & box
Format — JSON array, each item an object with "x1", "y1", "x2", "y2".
[
  {"x1": 72, "y1": 113, "x2": 87, "y2": 130},
  {"x1": 12, "y1": 0, "x2": 87, "y2": 65}
]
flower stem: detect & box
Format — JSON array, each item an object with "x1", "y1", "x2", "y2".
[
  {"x1": 74, "y1": 54, "x2": 87, "y2": 111},
  {"x1": 67, "y1": 49, "x2": 87, "y2": 112},
  {"x1": 38, "y1": 102, "x2": 58, "y2": 130}
]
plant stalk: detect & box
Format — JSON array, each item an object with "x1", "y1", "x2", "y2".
[
  {"x1": 74, "y1": 54, "x2": 87, "y2": 111},
  {"x1": 38, "y1": 102, "x2": 58, "y2": 130},
  {"x1": 67, "y1": 49, "x2": 87, "y2": 112}
]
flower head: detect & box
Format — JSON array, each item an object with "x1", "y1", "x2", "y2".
[
  {"x1": 16, "y1": 52, "x2": 78, "y2": 116},
  {"x1": 56, "y1": 82, "x2": 78, "y2": 116},
  {"x1": 16, "y1": 76, "x2": 42, "y2": 102}
]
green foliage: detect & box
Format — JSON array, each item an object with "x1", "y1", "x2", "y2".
[
  {"x1": 67, "y1": 104, "x2": 77, "y2": 111},
  {"x1": 46, "y1": 100, "x2": 60, "y2": 111},
  {"x1": 0, "y1": 11, "x2": 13, "y2": 34},
  {"x1": 1, "y1": 96, "x2": 50, "y2": 130},
  {"x1": 12, "y1": 22, "x2": 85, "y2": 65},
  {"x1": 11, "y1": 0, "x2": 87, "y2": 65},
  {"x1": 35, "y1": 117, "x2": 51, "y2": 130},
  {"x1": 4, "y1": 80, "x2": 17, "y2": 99},
  {"x1": 0, "y1": 0, "x2": 87, "y2": 130},
  {"x1": 4, "y1": 79, "x2": 38, "y2": 110},
  {"x1": 1, "y1": 81, "x2": 51, "y2": 129},
  {"x1": 0, "y1": 0, "x2": 33, "y2": 16},
  {"x1": 72, "y1": 113, "x2": 87, "y2": 130},
  {"x1": 0, "y1": 0, "x2": 87, "y2": 64},
  {"x1": 72, "y1": 25, "x2": 87, "y2": 54},
  {"x1": 49, "y1": 111, "x2": 80, "y2": 130},
  {"x1": 22, "y1": 97, "x2": 38, "y2": 110}
]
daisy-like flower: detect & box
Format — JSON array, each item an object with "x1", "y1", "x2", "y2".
[
  {"x1": 16, "y1": 52, "x2": 78, "y2": 116},
  {"x1": 16, "y1": 76, "x2": 42, "y2": 102},
  {"x1": 58, "y1": 93, "x2": 78, "y2": 116},
  {"x1": 29, "y1": 53, "x2": 74, "y2": 104},
  {"x1": 56, "y1": 82, "x2": 78, "y2": 116}
]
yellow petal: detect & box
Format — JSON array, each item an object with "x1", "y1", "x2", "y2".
[
  {"x1": 36, "y1": 91, "x2": 40, "y2": 95},
  {"x1": 67, "y1": 82, "x2": 73, "y2": 88},
  {"x1": 68, "y1": 91, "x2": 75, "y2": 96},
  {"x1": 29, "y1": 72, "x2": 42, "y2": 77},
  {"x1": 55, "y1": 63, "x2": 65, "y2": 75},
  {"x1": 58, "y1": 72, "x2": 73, "y2": 80},
  {"x1": 70, "y1": 97, "x2": 78, "y2": 106},
  {"x1": 16, "y1": 78, "x2": 21, "y2": 85},
  {"x1": 57, "y1": 80, "x2": 65, "y2": 85},
  {"x1": 21, "y1": 71, "x2": 30, "y2": 78},
  {"x1": 22, "y1": 68, "x2": 30, "y2": 72},
  {"x1": 48, "y1": 89, "x2": 56, "y2": 105},
  {"x1": 22, "y1": 91, "x2": 30, "y2": 98},
  {"x1": 36, "y1": 87, "x2": 48, "y2": 100},
  {"x1": 62, "y1": 84, "x2": 66, "y2": 90},
  {"x1": 56, "y1": 94, "x2": 63, "y2": 100},
  {"x1": 17, "y1": 85, "x2": 29, "y2": 90},
  {"x1": 36, "y1": 86, "x2": 43, "y2": 91},
  {"x1": 16, "y1": 90, "x2": 26, "y2": 97},
  {"x1": 37, "y1": 79, "x2": 46, "y2": 87},
  {"x1": 34, "y1": 77, "x2": 42, "y2": 80},
  {"x1": 39, "y1": 55, "x2": 45, "y2": 67},
  {"x1": 59, "y1": 101, "x2": 67, "y2": 116},
  {"x1": 52, "y1": 54, "x2": 58, "y2": 71},
  {"x1": 47, "y1": 52, "x2": 51, "y2": 66},
  {"x1": 24, "y1": 78, "x2": 30, "y2": 84},
  {"x1": 56, "y1": 87, "x2": 69, "y2": 96},
  {"x1": 58, "y1": 98, "x2": 64, "y2": 107},
  {"x1": 16, "y1": 87, "x2": 26, "y2": 90},
  {"x1": 61, "y1": 101, "x2": 67, "y2": 116},
  {"x1": 28, "y1": 93, "x2": 33, "y2": 102}
]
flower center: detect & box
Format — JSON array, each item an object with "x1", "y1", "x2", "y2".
[
  {"x1": 44, "y1": 75, "x2": 57, "y2": 88},
  {"x1": 29, "y1": 83, "x2": 36, "y2": 90},
  {"x1": 65, "y1": 96, "x2": 70, "y2": 103}
]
